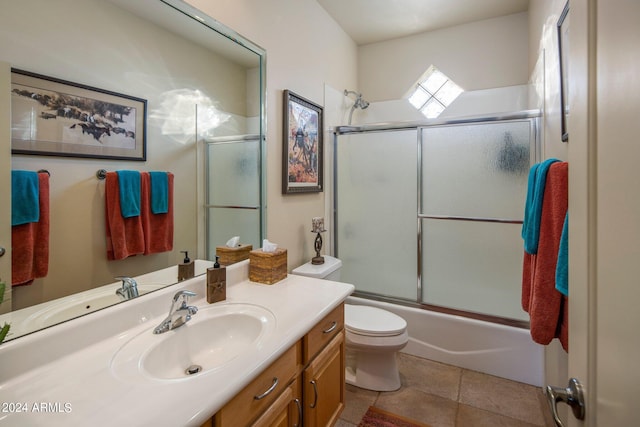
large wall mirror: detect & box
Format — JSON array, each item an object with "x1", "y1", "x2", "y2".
[{"x1": 0, "y1": 0, "x2": 266, "y2": 342}]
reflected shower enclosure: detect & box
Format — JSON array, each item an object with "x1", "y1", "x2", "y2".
[
  {"x1": 204, "y1": 134, "x2": 264, "y2": 257},
  {"x1": 334, "y1": 112, "x2": 539, "y2": 323}
]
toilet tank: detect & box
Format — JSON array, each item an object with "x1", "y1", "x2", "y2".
[{"x1": 291, "y1": 255, "x2": 342, "y2": 281}]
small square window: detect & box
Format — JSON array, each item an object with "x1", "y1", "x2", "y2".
[
  {"x1": 407, "y1": 66, "x2": 463, "y2": 118},
  {"x1": 408, "y1": 87, "x2": 430, "y2": 109},
  {"x1": 435, "y1": 80, "x2": 463, "y2": 105},
  {"x1": 421, "y1": 98, "x2": 445, "y2": 119},
  {"x1": 422, "y1": 69, "x2": 448, "y2": 93}
]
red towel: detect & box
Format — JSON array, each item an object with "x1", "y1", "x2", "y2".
[
  {"x1": 522, "y1": 162, "x2": 569, "y2": 351},
  {"x1": 141, "y1": 172, "x2": 174, "y2": 254},
  {"x1": 105, "y1": 172, "x2": 145, "y2": 260},
  {"x1": 12, "y1": 172, "x2": 50, "y2": 286}
]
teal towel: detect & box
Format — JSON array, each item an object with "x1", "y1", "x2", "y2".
[
  {"x1": 11, "y1": 170, "x2": 40, "y2": 226},
  {"x1": 555, "y1": 213, "x2": 569, "y2": 296},
  {"x1": 522, "y1": 158, "x2": 559, "y2": 254},
  {"x1": 116, "y1": 170, "x2": 141, "y2": 218},
  {"x1": 149, "y1": 171, "x2": 169, "y2": 214}
]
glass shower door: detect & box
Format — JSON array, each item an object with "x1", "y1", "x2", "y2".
[
  {"x1": 419, "y1": 121, "x2": 533, "y2": 320},
  {"x1": 335, "y1": 129, "x2": 418, "y2": 300}
]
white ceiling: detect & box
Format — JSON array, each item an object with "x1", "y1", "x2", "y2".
[{"x1": 316, "y1": 0, "x2": 530, "y2": 45}]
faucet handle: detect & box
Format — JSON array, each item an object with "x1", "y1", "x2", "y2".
[{"x1": 173, "y1": 290, "x2": 196, "y2": 303}]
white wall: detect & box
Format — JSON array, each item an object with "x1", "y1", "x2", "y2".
[
  {"x1": 358, "y1": 12, "x2": 530, "y2": 102},
  {"x1": 185, "y1": 0, "x2": 358, "y2": 270}
]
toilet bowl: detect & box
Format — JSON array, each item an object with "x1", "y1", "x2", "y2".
[
  {"x1": 344, "y1": 304, "x2": 408, "y2": 391},
  {"x1": 291, "y1": 256, "x2": 409, "y2": 391}
]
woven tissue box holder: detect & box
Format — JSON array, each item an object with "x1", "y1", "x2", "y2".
[
  {"x1": 216, "y1": 244, "x2": 253, "y2": 266},
  {"x1": 249, "y1": 248, "x2": 287, "y2": 285}
]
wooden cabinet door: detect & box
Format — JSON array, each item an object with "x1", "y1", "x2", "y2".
[{"x1": 303, "y1": 331, "x2": 345, "y2": 427}]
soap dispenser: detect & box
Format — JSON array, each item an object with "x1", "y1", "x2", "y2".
[
  {"x1": 207, "y1": 256, "x2": 226, "y2": 303},
  {"x1": 178, "y1": 251, "x2": 195, "y2": 282}
]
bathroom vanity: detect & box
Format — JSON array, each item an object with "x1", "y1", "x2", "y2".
[
  {"x1": 0, "y1": 261, "x2": 354, "y2": 426},
  {"x1": 207, "y1": 304, "x2": 345, "y2": 427}
]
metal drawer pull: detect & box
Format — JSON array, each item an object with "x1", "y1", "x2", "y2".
[
  {"x1": 254, "y1": 377, "x2": 279, "y2": 400},
  {"x1": 294, "y1": 398, "x2": 302, "y2": 427},
  {"x1": 310, "y1": 380, "x2": 318, "y2": 408},
  {"x1": 545, "y1": 378, "x2": 585, "y2": 427},
  {"x1": 322, "y1": 321, "x2": 337, "y2": 334}
]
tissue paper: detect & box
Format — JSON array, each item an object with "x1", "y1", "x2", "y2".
[
  {"x1": 226, "y1": 236, "x2": 240, "y2": 248},
  {"x1": 262, "y1": 239, "x2": 278, "y2": 253}
]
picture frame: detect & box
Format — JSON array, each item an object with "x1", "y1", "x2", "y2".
[
  {"x1": 10, "y1": 69, "x2": 147, "y2": 160},
  {"x1": 557, "y1": 1, "x2": 570, "y2": 143},
  {"x1": 282, "y1": 90, "x2": 323, "y2": 194}
]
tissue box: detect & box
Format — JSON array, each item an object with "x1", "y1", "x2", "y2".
[
  {"x1": 216, "y1": 244, "x2": 253, "y2": 266},
  {"x1": 249, "y1": 248, "x2": 287, "y2": 285}
]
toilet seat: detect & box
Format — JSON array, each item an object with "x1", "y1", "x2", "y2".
[{"x1": 345, "y1": 304, "x2": 407, "y2": 337}]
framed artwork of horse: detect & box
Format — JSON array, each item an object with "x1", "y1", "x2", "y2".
[
  {"x1": 10, "y1": 69, "x2": 146, "y2": 160},
  {"x1": 282, "y1": 90, "x2": 323, "y2": 194}
]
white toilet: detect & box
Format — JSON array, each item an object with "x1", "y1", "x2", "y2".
[{"x1": 291, "y1": 256, "x2": 409, "y2": 391}]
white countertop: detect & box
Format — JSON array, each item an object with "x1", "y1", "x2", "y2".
[{"x1": 0, "y1": 261, "x2": 354, "y2": 426}]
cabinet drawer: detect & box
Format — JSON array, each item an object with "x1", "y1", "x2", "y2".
[
  {"x1": 303, "y1": 304, "x2": 344, "y2": 364},
  {"x1": 214, "y1": 342, "x2": 301, "y2": 427}
]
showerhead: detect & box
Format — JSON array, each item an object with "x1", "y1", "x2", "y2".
[
  {"x1": 344, "y1": 89, "x2": 370, "y2": 124},
  {"x1": 357, "y1": 98, "x2": 370, "y2": 109},
  {"x1": 344, "y1": 89, "x2": 369, "y2": 109}
]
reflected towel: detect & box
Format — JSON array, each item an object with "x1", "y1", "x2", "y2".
[
  {"x1": 116, "y1": 170, "x2": 141, "y2": 218},
  {"x1": 522, "y1": 162, "x2": 568, "y2": 351},
  {"x1": 522, "y1": 158, "x2": 559, "y2": 254},
  {"x1": 555, "y1": 213, "x2": 569, "y2": 296},
  {"x1": 11, "y1": 170, "x2": 40, "y2": 226},
  {"x1": 149, "y1": 171, "x2": 169, "y2": 214},
  {"x1": 142, "y1": 172, "x2": 174, "y2": 254},
  {"x1": 12, "y1": 171, "x2": 49, "y2": 286},
  {"x1": 105, "y1": 172, "x2": 145, "y2": 260}
]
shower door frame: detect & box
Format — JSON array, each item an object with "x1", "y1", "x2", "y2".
[{"x1": 333, "y1": 110, "x2": 541, "y2": 328}]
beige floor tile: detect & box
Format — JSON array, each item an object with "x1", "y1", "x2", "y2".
[
  {"x1": 456, "y1": 404, "x2": 544, "y2": 427},
  {"x1": 335, "y1": 419, "x2": 357, "y2": 427},
  {"x1": 398, "y1": 353, "x2": 462, "y2": 401},
  {"x1": 340, "y1": 384, "x2": 379, "y2": 425},
  {"x1": 459, "y1": 369, "x2": 545, "y2": 426},
  {"x1": 375, "y1": 387, "x2": 458, "y2": 427}
]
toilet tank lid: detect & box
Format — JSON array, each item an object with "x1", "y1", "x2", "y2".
[{"x1": 291, "y1": 255, "x2": 342, "y2": 279}]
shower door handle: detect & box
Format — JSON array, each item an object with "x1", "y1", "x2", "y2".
[{"x1": 545, "y1": 378, "x2": 585, "y2": 427}]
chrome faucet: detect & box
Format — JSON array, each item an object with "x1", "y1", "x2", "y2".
[
  {"x1": 154, "y1": 290, "x2": 198, "y2": 334},
  {"x1": 115, "y1": 277, "x2": 139, "y2": 300}
]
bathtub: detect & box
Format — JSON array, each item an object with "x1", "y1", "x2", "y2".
[{"x1": 346, "y1": 296, "x2": 544, "y2": 387}]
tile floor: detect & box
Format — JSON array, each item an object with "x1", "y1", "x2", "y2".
[{"x1": 337, "y1": 353, "x2": 554, "y2": 427}]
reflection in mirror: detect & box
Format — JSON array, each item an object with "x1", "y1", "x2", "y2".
[{"x1": 0, "y1": 0, "x2": 266, "y2": 342}]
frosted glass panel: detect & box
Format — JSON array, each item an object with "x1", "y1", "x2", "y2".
[
  {"x1": 421, "y1": 220, "x2": 527, "y2": 321},
  {"x1": 207, "y1": 208, "x2": 260, "y2": 259},
  {"x1": 421, "y1": 121, "x2": 531, "y2": 219},
  {"x1": 336, "y1": 130, "x2": 417, "y2": 300},
  {"x1": 207, "y1": 139, "x2": 260, "y2": 206}
]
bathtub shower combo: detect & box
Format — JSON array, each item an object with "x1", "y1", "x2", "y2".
[{"x1": 333, "y1": 111, "x2": 544, "y2": 386}]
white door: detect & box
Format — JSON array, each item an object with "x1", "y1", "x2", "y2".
[
  {"x1": 0, "y1": 62, "x2": 12, "y2": 313},
  {"x1": 558, "y1": 1, "x2": 640, "y2": 426}
]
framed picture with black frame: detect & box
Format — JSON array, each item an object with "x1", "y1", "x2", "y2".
[
  {"x1": 282, "y1": 90, "x2": 323, "y2": 194},
  {"x1": 557, "y1": 1, "x2": 570, "y2": 143},
  {"x1": 11, "y1": 68, "x2": 147, "y2": 160}
]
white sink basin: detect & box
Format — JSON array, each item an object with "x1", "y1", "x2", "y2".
[{"x1": 110, "y1": 303, "x2": 276, "y2": 381}]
